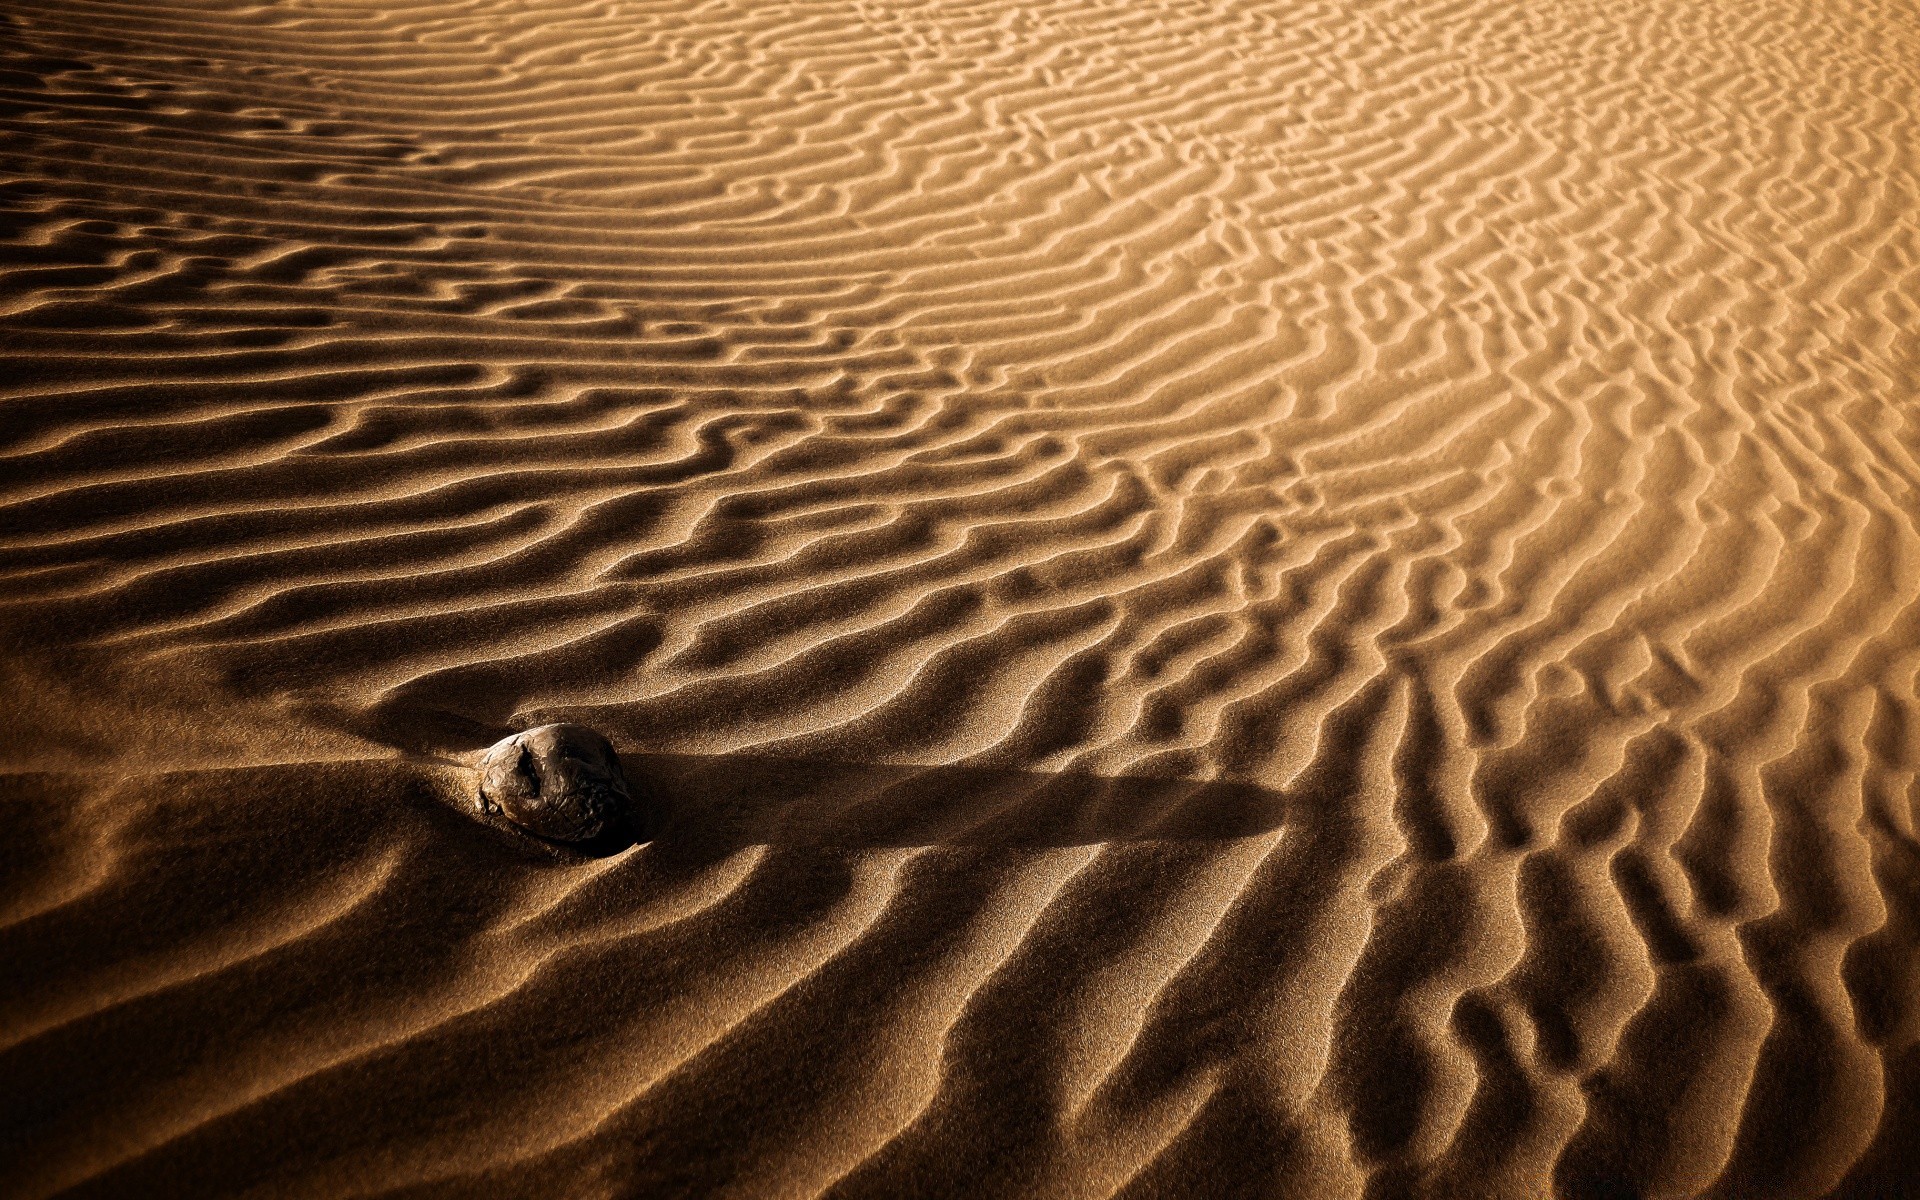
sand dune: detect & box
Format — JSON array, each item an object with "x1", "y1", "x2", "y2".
[{"x1": 2, "y1": 0, "x2": 1918, "y2": 1194}]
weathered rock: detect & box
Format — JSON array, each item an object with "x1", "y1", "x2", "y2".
[{"x1": 477, "y1": 724, "x2": 634, "y2": 843}]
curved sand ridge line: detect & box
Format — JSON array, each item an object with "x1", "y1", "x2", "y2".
[{"x1": 1, "y1": 0, "x2": 1918, "y2": 1194}]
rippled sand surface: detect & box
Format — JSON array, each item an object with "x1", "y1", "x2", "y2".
[{"x1": 3, "y1": 0, "x2": 1919, "y2": 1195}]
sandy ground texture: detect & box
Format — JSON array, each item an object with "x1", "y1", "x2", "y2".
[{"x1": 3, "y1": 0, "x2": 1919, "y2": 1196}]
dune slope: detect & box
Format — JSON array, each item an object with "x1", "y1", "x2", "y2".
[{"x1": 2, "y1": 0, "x2": 1918, "y2": 1195}]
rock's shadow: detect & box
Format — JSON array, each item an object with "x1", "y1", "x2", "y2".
[{"x1": 633, "y1": 751, "x2": 1290, "y2": 861}]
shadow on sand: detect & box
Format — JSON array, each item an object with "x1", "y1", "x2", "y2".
[{"x1": 631, "y1": 750, "x2": 1290, "y2": 859}]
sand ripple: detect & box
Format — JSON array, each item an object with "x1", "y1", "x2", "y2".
[{"x1": 2, "y1": 0, "x2": 1919, "y2": 1194}]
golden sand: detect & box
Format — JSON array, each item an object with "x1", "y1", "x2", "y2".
[{"x1": 2, "y1": 0, "x2": 1917, "y2": 1194}]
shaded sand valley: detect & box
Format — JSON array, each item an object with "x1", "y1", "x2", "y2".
[{"x1": 2, "y1": 0, "x2": 1919, "y2": 1195}]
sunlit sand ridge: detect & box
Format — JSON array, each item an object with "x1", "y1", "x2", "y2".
[{"x1": 1, "y1": 0, "x2": 1917, "y2": 1194}]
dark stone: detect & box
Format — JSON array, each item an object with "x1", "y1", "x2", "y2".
[{"x1": 477, "y1": 724, "x2": 634, "y2": 844}]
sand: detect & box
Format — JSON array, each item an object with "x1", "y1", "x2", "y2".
[{"x1": 1, "y1": 0, "x2": 1917, "y2": 1195}]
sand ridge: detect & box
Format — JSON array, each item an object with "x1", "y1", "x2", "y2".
[{"x1": 1, "y1": 0, "x2": 1918, "y2": 1195}]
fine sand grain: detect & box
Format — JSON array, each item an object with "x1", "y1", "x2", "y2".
[{"x1": 2, "y1": 0, "x2": 1918, "y2": 1195}]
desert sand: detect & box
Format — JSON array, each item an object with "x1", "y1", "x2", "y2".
[{"x1": 2, "y1": 0, "x2": 1918, "y2": 1195}]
